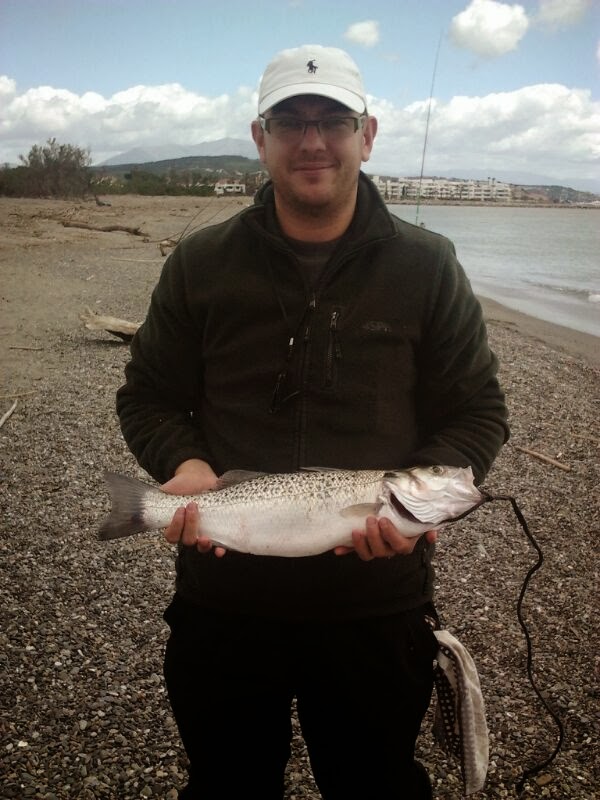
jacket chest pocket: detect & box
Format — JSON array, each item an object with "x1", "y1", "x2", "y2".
[{"x1": 316, "y1": 310, "x2": 420, "y2": 433}]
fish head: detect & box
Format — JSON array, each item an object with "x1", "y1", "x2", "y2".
[{"x1": 381, "y1": 465, "x2": 485, "y2": 530}]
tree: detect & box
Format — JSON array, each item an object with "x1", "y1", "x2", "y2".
[{"x1": 17, "y1": 138, "x2": 91, "y2": 197}]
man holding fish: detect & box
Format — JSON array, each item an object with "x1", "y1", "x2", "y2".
[{"x1": 116, "y1": 45, "x2": 509, "y2": 799}]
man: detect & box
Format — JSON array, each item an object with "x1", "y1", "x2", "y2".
[{"x1": 117, "y1": 44, "x2": 509, "y2": 799}]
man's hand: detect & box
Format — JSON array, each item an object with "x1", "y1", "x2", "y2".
[
  {"x1": 160, "y1": 459, "x2": 226, "y2": 557},
  {"x1": 334, "y1": 517, "x2": 437, "y2": 561}
]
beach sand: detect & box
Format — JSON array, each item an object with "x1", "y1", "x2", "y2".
[
  {"x1": 478, "y1": 295, "x2": 599, "y2": 368},
  {"x1": 1, "y1": 195, "x2": 598, "y2": 798}
]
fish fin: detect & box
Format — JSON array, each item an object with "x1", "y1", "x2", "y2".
[
  {"x1": 339, "y1": 502, "x2": 382, "y2": 519},
  {"x1": 215, "y1": 470, "x2": 268, "y2": 490},
  {"x1": 98, "y1": 471, "x2": 158, "y2": 540},
  {"x1": 301, "y1": 466, "x2": 346, "y2": 473}
]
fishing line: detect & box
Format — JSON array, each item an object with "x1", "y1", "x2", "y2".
[
  {"x1": 478, "y1": 491, "x2": 565, "y2": 794},
  {"x1": 415, "y1": 31, "x2": 443, "y2": 227}
]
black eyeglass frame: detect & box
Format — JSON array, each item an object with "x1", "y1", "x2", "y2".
[{"x1": 258, "y1": 114, "x2": 367, "y2": 138}]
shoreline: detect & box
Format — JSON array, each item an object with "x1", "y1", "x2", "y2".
[
  {"x1": 387, "y1": 200, "x2": 600, "y2": 209},
  {"x1": 477, "y1": 295, "x2": 599, "y2": 368},
  {"x1": 1, "y1": 195, "x2": 597, "y2": 374}
]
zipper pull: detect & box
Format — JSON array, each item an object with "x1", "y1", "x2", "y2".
[
  {"x1": 285, "y1": 336, "x2": 295, "y2": 362},
  {"x1": 270, "y1": 337, "x2": 301, "y2": 413},
  {"x1": 305, "y1": 297, "x2": 316, "y2": 342},
  {"x1": 330, "y1": 310, "x2": 342, "y2": 358}
]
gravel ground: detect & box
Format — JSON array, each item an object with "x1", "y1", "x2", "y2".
[{"x1": 1, "y1": 196, "x2": 598, "y2": 798}]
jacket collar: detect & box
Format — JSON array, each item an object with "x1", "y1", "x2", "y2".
[{"x1": 243, "y1": 172, "x2": 397, "y2": 252}]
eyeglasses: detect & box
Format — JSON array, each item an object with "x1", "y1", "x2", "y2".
[{"x1": 259, "y1": 114, "x2": 367, "y2": 144}]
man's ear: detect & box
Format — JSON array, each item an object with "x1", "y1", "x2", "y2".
[
  {"x1": 361, "y1": 116, "x2": 378, "y2": 163},
  {"x1": 251, "y1": 120, "x2": 267, "y2": 164}
]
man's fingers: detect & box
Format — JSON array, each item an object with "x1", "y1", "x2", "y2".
[
  {"x1": 379, "y1": 518, "x2": 418, "y2": 555},
  {"x1": 348, "y1": 517, "x2": 427, "y2": 561},
  {"x1": 163, "y1": 503, "x2": 227, "y2": 556},
  {"x1": 180, "y1": 501, "x2": 200, "y2": 546},
  {"x1": 195, "y1": 535, "x2": 213, "y2": 553},
  {"x1": 351, "y1": 517, "x2": 381, "y2": 561},
  {"x1": 337, "y1": 522, "x2": 440, "y2": 560},
  {"x1": 163, "y1": 502, "x2": 201, "y2": 546},
  {"x1": 164, "y1": 505, "x2": 186, "y2": 543}
]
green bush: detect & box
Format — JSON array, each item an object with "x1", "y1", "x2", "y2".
[{"x1": 2, "y1": 138, "x2": 92, "y2": 197}]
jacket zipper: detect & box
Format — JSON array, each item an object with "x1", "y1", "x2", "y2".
[
  {"x1": 294, "y1": 293, "x2": 316, "y2": 466},
  {"x1": 325, "y1": 309, "x2": 343, "y2": 387}
]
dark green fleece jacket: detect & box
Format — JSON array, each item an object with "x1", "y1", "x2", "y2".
[{"x1": 117, "y1": 173, "x2": 509, "y2": 619}]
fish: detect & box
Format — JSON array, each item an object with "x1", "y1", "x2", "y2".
[{"x1": 98, "y1": 465, "x2": 487, "y2": 557}]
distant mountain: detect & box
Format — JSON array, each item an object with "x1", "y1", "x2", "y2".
[
  {"x1": 94, "y1": 139, "x2": 598, "y2": 198},
  {"x1": 97, "y1": 141, "x2": 598, "y2": 194},
  {"x1": 96, "y1": 154, "x2": 263, "y2": 175},
  {"x1": 97, "y1": 138, "x2": 257, "y2": 166}
]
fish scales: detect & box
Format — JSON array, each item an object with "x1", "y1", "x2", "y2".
[
  {"x1": 145, "y1": 469, "x2": 383, "y2": 556},
  {"x1": 99, "y1": 465, "x2": 486, "y2": 557}
]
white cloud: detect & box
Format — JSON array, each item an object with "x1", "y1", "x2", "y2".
[
  {"x1": 535, "y1": 0, "x2": 591, "y2": 29},
  {"x1": 343, "y1": 20, "x2": 380, "y2": 48},
  {"x1": 0, "y1": 76, "x2": 17, "y2": 97},
  {"x1": 0, "y1": 78, "x2": 598, "y2": 185},
  {"x1": 0, "y1": 79, "x2": 257, "y2": 164},
  {"x1": 368, "y1": 84, "x2": 599, "y2": 183},
  {"x1": 450, "y1": 0, "x2": 529, "y2": 57}
]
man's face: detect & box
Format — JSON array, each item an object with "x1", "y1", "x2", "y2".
[{"x1": 251, "y1": 95, "x2": 377, "y2": 217}]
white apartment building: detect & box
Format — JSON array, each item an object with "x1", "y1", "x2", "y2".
[{"x1": 370, "y1": 175, "x2": 512, "y2": 202}]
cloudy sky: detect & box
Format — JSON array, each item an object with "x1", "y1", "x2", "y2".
[{"x1": 1, "y1": 0, "x2": 599, "y2": 190}]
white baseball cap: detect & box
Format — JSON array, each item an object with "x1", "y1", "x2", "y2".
[{"x1": 258, "y1": 44, "x2": 367, "y2": 115}]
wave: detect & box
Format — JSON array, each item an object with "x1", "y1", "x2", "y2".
[{"x1": 525, "y1": 280, "x2": 600, "y2": 303}]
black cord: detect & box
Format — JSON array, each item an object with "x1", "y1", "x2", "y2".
[{"x1": 488, "y1": 493, "x2": 565, "y2": 795}]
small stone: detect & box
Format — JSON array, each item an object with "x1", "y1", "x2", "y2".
[{"x1": 535, "y1": 773, "x2": 553, "y2": 786}]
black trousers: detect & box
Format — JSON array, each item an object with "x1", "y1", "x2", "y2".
[{"x1": 163, "y1": 594, "x2": 437, "y2": 800}]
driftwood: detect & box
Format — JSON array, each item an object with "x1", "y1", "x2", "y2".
[
  {"x1": 62, "y1": 221, "x2": 149, "y2": 237},
  {"x1": 0, "y1": 391, "x2": 35, "y2": 400},
  {"x1": 80, "y1": 307, "x2": 141, "y2": 342},
  {"x1": 0, "y1": 400, "x2": 18, "y2": 430},
  {"x1": 572, "y1": 433, "x2": 600, "y2": 446},
  {"x1": 110, "y1": 257, "x2": 164, "y2": 263},
  {"x1": 159, "y1": 238, "x2": 177, "y2": 256},
  {"x1": 514, "y1": 444, "x2": 571, "y2": 472}
]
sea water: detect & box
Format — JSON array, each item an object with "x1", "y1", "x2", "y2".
[{"x1": 389, "y1": 204, "x2": 600, "y2": 338}]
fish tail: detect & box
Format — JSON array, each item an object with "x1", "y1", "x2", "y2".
[{"x1": 98, "y1": 471, "x2": 158, "y2": 540}]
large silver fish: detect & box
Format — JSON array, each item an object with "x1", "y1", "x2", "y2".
[{"x1": 99, "y1": 465, "x2": 486, "y2": 556}]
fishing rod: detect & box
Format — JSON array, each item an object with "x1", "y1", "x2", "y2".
[{"x1": 415, "y1": 32, "x2": 443, "y2": 227}]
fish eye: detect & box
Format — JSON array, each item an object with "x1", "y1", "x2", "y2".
[{"x1": 430, "y1": 466, "x2": 443, "y2": 475}]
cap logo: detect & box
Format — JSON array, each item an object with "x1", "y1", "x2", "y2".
[{"x1": 257, "y1": 46, "x2": 366, "y2": 115}]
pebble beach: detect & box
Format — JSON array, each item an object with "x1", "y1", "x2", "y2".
[{"x1": 1, "y1": 195, "x2": 598, "y2": 798}]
